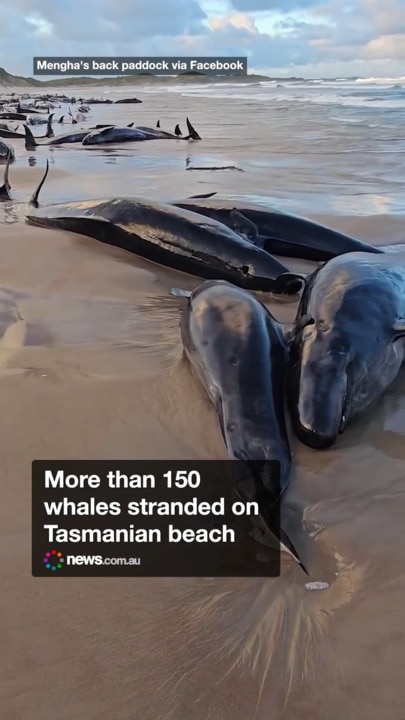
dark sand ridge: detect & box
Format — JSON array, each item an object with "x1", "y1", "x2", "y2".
[{"x1": 1, "y1": 87, "x2": 405, "y2": 720}]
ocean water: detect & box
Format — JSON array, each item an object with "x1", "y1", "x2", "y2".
[{"x1": 1, "y1": 76, "x2": 404, "y2": 219}]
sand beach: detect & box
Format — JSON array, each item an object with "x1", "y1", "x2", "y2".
[{"x1": 1, "y1": 79, "x2": 405, "y2": 719}]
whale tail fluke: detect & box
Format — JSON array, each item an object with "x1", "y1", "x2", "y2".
[
  {"x1": 237, "y1": 460, "x2": 309, "y2": 575},
  {"x1": 184, "y1": 117, "x2": 201, "y2": 140},
  {"x1": 0, "y1": 153, "x2": 12, "y2": 200},
  {"x1": 23, "y1": 124, "x2": 38, "y2": 150},
  {"x1": 29, "y1": 159, "x2": 49, "y2": 208},
  {"x1": 279, "y1": 527, "x2": 309, "y2": 575}
]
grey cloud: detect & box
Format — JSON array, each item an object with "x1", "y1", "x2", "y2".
[
  {"x1": 230, "y1": 0, "x2": 325, "y2": 11},
  {"x1": 3, "y1": 0, "x2": 207, "y2": 42},
  {"x1": 361, "y1": 0, "x2": 405, "y2": 35}
]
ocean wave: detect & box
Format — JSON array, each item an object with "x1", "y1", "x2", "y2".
[
  {"x1": 156, "y1": 80, "x2": 405, "y2": 111},
  {"x1": 355, "y1": 76, "x2": 405, "y2": 85}
]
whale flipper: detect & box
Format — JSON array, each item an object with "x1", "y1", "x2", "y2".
[
  {"x1": 29, "y1": 160, "x2": 49, "y2": 207},
  {"x1": 230, "y1": 209, "x2": 259, "y2": 243}
]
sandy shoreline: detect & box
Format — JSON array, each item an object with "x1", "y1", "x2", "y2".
[
  {"x1": 2, "y1": 208, "x2": 405, "y2": 720},
  {"x1": 1, "y1": 89, "x2": 405, "y2": 719}
]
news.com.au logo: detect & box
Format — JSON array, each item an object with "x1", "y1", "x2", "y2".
[{"x1": 43, "y1": 549, "x2": 64, "y2": 571}]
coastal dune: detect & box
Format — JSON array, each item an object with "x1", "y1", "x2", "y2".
[{"x1": 1, "y1": 83, "x2": 405, "y2": 719}]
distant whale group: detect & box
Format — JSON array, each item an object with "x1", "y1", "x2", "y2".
[
  {"x1": 1, "y1": 91, "x2": 403, "y2": 574},
  {"x1": 0, "y1": 92, "x2": 201, "y2": 150},
  {"x1": 21, "y1": 116, "x2": 201, "y2": 149}
]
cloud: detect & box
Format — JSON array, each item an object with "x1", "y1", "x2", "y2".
[
  {"x1": 0, "y1": 0, "x2": 403, "y2": 78},
  {"x1": 1, "y1": 0, "x2": 207, "y2": 42},
  {"x1": 208, "y1": 12, "x2": 258, "y2": 33},
  {"x1": 361, "y1": 0, "x2": 405, "y2": 35},
  {"x1": 24, "y1": 14, "x2": 53, "y2": 37},
  {"x1": 361, "y1": 33, "x2": 405, "y2": 59},
  {"x1": 230, "y1": 0, "x2": 322, "y2": 11}
]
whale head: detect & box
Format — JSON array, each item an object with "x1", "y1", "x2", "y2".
[
  {"x1": 288, "y1": 317, "x2": 354, "y2": 449},
  {"x1": 289, "y1": 309, "x2": 405, "y2": 449}
]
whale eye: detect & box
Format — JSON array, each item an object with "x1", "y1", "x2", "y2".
[
  {"x1": 241, "y1": 265, "x2": 250, "y2": 276},
  {"x1": 227, "y1": 423, "x2": 237, "y2": 433}
]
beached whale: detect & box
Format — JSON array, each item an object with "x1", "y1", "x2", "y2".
[
  {"x1": 0, "y1": 127, "x2": 24, "y2": 139},
  {"x1": 3, "y1": 117, "x2": 53, "y2": 140},
  {"x1": 134, "y1": 124, "x2": 183, "y2": 139},
  {"x1": 25, "y1": 162, "x2": 303, "y2": 295},
  {"x1": 81, "y1": 126, "x2": 158, "y2": 144},
  {"x1": 81, "y1": 118, "x2": 200, "y2": 145},
  {"x1": 114, "y1": 97, "x2": 142, "y2": 104},
  {"x1": 0, "y1": 154, "x2": 12, "y2": 200},
  {"x1": 23, "y1": 124, "x2": 91, "y2": 148},
  {"x1": 0, "y1": 112, "x2": 27, "y2": 121},
  {"x1": 288, "y1": 252, "x2": 405, "y2": 449},
  {"x1": 27, "y1": 114, "x2": 49, "y2": 125},
  {"x1": 0, "y1": 139, "x2": 15, "y2": 162},
  {"x1": 178, "y1": 279, "x2": 306, "y2": 571},
  {"x1": 171, "y1": 199, "x2": 384, "y2": 261},
  {"x1": 17, "y1": 103, "x2": 44, "y2": 114}
]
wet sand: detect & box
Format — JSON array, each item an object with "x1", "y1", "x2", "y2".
[{"x1": 1, "y1": 89, "x2": 405, "y2": 719}]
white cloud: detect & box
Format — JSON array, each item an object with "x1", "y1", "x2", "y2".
[
  {"x1": 24, "y1": 14, "x2": 53, "y2": 36},
  {"x1": 208, "y1": 12, "x2": 258, "y2": 33}
]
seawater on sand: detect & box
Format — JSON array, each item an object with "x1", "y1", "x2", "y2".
[{"x1": 1, "y1": 82, "x2": 405, "y2": 720}]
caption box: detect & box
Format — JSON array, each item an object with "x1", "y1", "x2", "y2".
[
  {"x1": 32, "y1": 461, "x2": 281, "y2": 577},
  {"x1": 32, "y1": 56, "x2": 248, "y2": 76}
]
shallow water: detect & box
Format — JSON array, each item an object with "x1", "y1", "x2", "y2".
[
  {"x1": 0, "y1": 81, "x2": 405, "y2": 720},
  {"x1": 2, "y1": 78, "x2": 405, "y2": 217}
]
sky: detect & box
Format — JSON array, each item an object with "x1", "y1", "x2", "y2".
[{"x1": 0, "y1": 0, "x2": 404, "y2": 79}]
